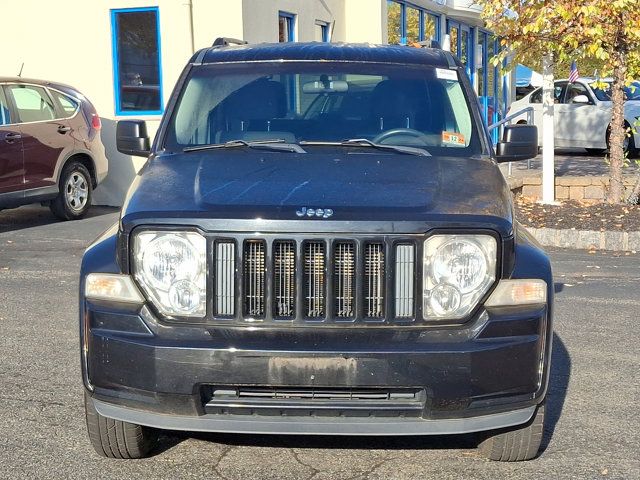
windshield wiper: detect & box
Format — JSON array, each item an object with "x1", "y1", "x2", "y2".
[
  {"x1": 299, "y1": 138, "x2": 430, "y2": 156},
  {"x1": 184, "y1": 139, "x2": 306, "y2": 153}
]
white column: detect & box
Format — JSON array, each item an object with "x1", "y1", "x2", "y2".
[{"x1": 541, "y1": 53, "x2": 556, "y2": 204}]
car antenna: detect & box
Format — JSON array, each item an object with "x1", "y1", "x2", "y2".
[{"x1": 17, "y1": 62, "x2": 24, "y2": 77}]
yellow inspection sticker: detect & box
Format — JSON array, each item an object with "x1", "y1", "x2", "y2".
[{"x1": 442, "y1": 131, "x2": 466, "y2": 146}]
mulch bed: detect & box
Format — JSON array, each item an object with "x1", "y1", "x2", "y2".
[{"x1": 515, "y1": 197, "x2": 640, "y2": 231}]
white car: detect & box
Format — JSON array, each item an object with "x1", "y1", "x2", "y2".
[{"x1": 508, "y1": 77, "x2": 640, "y2": 155}]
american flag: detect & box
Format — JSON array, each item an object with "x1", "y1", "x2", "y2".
[{"x1": 569, "y1": 60, "x2": 579, "y2": 83}]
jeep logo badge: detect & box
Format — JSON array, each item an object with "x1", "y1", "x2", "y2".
[{"x1": 296, "y1": 207, "x2": 334, "y2": 219}]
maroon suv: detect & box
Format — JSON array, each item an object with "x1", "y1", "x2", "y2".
[{"x1": 0, "y1": 77, "x2": 108, "y2": 219}]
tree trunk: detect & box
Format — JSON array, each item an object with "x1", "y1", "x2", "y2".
[{"x1": 607, "y1": 49, "x2": 627, "y2": 204}]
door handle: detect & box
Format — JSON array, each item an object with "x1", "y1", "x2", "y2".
[
  {"x1": 4, "y1": 132, "x2": 21, "y2": 143},
  {"x1": 57, "y1": 125, "x2": 71, "y2": 134}
]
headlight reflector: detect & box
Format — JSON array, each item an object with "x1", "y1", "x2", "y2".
[
  {"x1": 134, "y1": 231, "x2": 206, "y2": 317},
  {"x1": 424, "y1": 235, "x2": 497, "y2": 320}
]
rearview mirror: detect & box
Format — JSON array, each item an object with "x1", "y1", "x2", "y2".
[
  {"x1": 302, "y1": 80, "x2": 348, "y2": 93},
  {"x1": 495, "y1": 124, "x2": 538, "y2": 163},
  {"x1": 116, "y1": 120, "x2": 151, "y2": 157}
]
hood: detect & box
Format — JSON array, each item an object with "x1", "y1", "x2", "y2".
[{"x1": 121, "y1": 150, "x2": 513, "y2": 234}]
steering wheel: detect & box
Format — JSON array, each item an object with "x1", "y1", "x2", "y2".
[{"x1": 372, "y1": 128, "x2": 429, "y2": 145}]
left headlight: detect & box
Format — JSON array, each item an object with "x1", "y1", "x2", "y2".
[
  {"x1": 133, "y1": 231, "x2": 207, "y2": 317},
  {"x1": 423, "y1": 234, "x2": 497, "y2": 320}
]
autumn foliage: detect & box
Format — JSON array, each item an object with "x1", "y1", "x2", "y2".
[{"x1": 477, "y1": 0, "x2": 640, "y2": 204}]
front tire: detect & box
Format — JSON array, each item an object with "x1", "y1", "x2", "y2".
[
  {"x1": 477, "y1": 403, "x2": 545, "y2": 462},
  {"x1": 50, "y1": 161, "x2": 92, "y2": 220},
  {"x1": 84, "y1": 392, "x2": 158, "y2": 459}
]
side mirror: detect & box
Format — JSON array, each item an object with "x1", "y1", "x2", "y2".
[
  {"x1": 116, "y1": 120, "x2": 150, "y2": 157},
  {"x1": 571, "y1": 94, "x2": 590, "y2": 104},
  {"x1": 495, "y1": 124, "x2": 538, "y2": 163}
]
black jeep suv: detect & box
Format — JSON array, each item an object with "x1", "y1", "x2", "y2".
[{"x1": 80, "y1": 42, "x2": 551, "y2": 462}]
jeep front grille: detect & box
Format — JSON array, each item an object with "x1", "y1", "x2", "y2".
[{"x1": 210, "y1": 235, "x2": 419, "y2": 325}]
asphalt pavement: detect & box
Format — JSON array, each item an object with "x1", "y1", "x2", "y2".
[{"x1": 0, "y1": 205, "x2": 638, "y2": 480}]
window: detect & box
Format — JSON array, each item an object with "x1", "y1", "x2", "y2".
[
  {"x1": 167, "y1": 62, "x2": 482, "y2": 157},
  {"x1": 315, "y1": 21, "x2": 329, "y2": 42},
  {"x1": 565, "y1": 83, "x2": 591, "y2": 104},
  {"x1": 423, "y1": 12, "x2": 439, "y2": 43},
  {"x1": 8, "y1": 85, "x2": 56, "y2": 123},
  {"x1": 406, "y1": 7, "x2": 420, "y2": 44},
  {"x1": 387, "y1": 1, "x2": 402, "y2": 44},
  {"x1": 530, "y1": 88, "x2": 542, "y2": 104},
  {"x1": 387, "y1": 2, "x2": 440, "y2": 45},
  {"x1": 111, "y1": 7, "x2": 162, "y2": 115},
  {"x1": 51, "y1": 90, "x2": 79, "y2": 117},
  {"x1": 279, "y1": 12, "x2": 295, "y2": 42},
  {"x1": 0, "y1": 88, "x2": 11, "y2": 125}
]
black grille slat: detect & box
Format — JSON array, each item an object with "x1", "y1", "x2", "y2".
[
  {"x1": 364, "y1": 243, "x2": 385, "y2": 318},
  {"x1": 334, "y1": 242, "x2": 355, "y2": 318},
  {"x1": 273, "y1": 241, "x2": 296, "y2": 317},
  {"x1": 304, "y1": 241, "x2": 326, "y2": 318},
  {"x1": 243, "y1": 241, "x2": 266, "y2": 317}
]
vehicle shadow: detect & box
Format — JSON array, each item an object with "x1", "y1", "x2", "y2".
[
  {"x1": 0, "y1": 205, "x2": 118, "y2": 234},
  {"x1": 154, "y1": 333, "x2": 571, "y2": 459}
]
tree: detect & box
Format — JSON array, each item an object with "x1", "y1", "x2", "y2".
[{"x1": 477, "y1": 0, "x2": 640, "y2": 204}]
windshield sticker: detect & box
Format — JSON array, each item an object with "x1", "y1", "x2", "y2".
[
  {"x1": 442, "y1": 131, "x2": 465, "y2": 146},
  {"x1": 436, "y1": 68, "x2": 458, "y2": 81}
]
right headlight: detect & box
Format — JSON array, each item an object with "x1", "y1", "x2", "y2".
[
  {"x1": 423, "y1": 234, "x2": 497, "y2": 320},
  {"x1": 133, "y1": 231, "x2": 207, "y2": 318}
]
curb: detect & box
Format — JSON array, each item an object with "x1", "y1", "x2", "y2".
[{"x1": 525, "y1": 226, "x2": 640, "y2": 252}]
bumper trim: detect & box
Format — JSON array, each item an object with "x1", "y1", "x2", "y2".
[{"x1": 93, "y1": 398, "x2": 536, "y2": 436}]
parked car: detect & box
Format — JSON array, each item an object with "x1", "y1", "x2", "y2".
[
  {"x1": 80, "y1": 41, "x2": 552, "y2": 462},
  {"x1": 508, "y1": 77, "x2": 640, "y2": 155},
  {"x1": 0, "y1": 77, "x2": 107, "y2": 219}
]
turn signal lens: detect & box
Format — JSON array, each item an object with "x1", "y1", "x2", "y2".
[
  {"x1": 85, "y1": 273, "x2": 144, "y2": 304},
  {"x1": 485, "y1": 279, "x2": 547, "y2": 307}
]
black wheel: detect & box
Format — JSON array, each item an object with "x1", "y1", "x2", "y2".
[
  {"x1": 477, "y1": 403, "x2": 545, "y2": 462},
  {"x1": 606, "y1": 123, "x2": 637, "y2": 157},
  {"x1": 84, "y1": 391, "x2": 158, "y2": 459},
  {"x1": 50, "y1": 161, "x2": 92, "y2": 220}
]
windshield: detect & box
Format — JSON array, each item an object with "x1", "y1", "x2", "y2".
[
  {"x1": 593, "y1": 81, "x2": 640, "y2": 101},
  {"x1": 164, "y1": 62, "x2": 482, "y2": 157}
]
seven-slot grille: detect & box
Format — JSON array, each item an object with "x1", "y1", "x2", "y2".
[{"x1": 211, "y1": 237, "x2": 418, "y2": 324}]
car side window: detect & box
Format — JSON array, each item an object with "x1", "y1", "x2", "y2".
[
  {"x1": 530, "y1": 88, "x2": 542, "y2": 104},
  {"x1": 8, "y1": 84, "x2": 57, "y2": 123},
  {"x1": 0, "y1": 88, "x2": 11, "y2": 125},
  {"x1": 564, "y1": 83, "x2": 591, "y2": 104},
  {"x1": 554, "y1": 83, "x2": 567, "y2": 103},
  {"x1": 529, "y1": 84, "x2": 566, "y2": 104},
  {"x1": 50, "y1": 90, "x2": 79, "y2": 118}
]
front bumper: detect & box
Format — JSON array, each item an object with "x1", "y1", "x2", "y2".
[{"x1": 83, "y1": 299, "x2": 550, "y2": 435}]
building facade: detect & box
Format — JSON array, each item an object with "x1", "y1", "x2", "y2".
[{"x1": 1, "y1": 0, "x2": 510, "y2": 206}]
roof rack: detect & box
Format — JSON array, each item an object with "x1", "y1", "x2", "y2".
[{"x1": 212, "y1": 37, "x2": 248, "y2": 47}]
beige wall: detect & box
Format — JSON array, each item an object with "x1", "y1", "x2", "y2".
[{"x1": 241, "y1": 0, "x2": 346, "y2": 43}]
